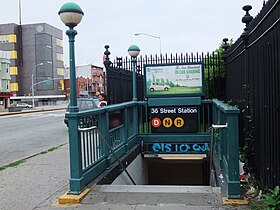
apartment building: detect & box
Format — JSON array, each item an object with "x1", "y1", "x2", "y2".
[
  {"x1": 0, "y1": 23, "x2": 65, "y2": 105},
  {"x1": 0, "y1": 50, "x2": 12, "y2": 109},
  {"x1": 64, "y1": 64, "x2": 105, "y2": 100}
]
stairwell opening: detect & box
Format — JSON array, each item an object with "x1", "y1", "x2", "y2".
[{"x1": 111, "y1": 154, "x2": 210, "y2": 186}]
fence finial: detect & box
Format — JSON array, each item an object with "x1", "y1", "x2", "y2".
[
  {"x1": 241, "y1": 5, "x2": 253, "y2": 46},
  {"x1": 222, "y1": 38, "x2": 229, "y2": 61},
  {"x1": 103, "y1": 45, "x2": 112, "y2": 69}
]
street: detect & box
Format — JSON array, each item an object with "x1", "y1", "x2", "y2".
[{"x1": 0, "y1": 110, "x2": 68, "y2": 166}]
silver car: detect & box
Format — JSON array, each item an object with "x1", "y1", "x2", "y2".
[{"x1": 16, "y1": 102, "x2": 33, "y2": 108}]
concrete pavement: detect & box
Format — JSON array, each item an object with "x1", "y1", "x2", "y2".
[
  {"x1": 0, "y1": 106, "x2": 250, "y2": 210},
  {"x1": 0, "y1": 143, "x2": 250, "y2": 210}
]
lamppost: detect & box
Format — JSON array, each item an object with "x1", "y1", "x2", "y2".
[
  {"x1": 58, "y1": 2, "x2": 84, "y2": 113},
  {"x1": 127, "y1": 45, "x2": 140, "y2": 101},
  {"x1": 31, "y1": 62, "x2": 43, "y2": 108},
  {"x1": 134, "y1": 33, "x2": 161, "y2": 55},
  {"x1": 58, "y1": 2, "x2": 84, "y2": 195},
  {"x1": 128, "y1": 45, "x2": 140, "y2": 138}
]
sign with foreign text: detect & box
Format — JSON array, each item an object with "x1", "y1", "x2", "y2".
[
  {"x1": 150, "y1": 106, "x2": 198, "y2": 133},
  {"x1": 144, "y1": 62, "x2": 204, "y2": 97}
]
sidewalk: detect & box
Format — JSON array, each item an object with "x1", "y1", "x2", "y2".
[
  {"x1": 0, "y1": 142, "x2": 250, "y2": 210},
  {"x1": 0, "y1": 144, "x2": 70, "y2": 210}
]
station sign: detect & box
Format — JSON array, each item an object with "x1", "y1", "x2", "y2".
[{"x1": 150, "y1": 106, "x2": 198, "y2": 133}]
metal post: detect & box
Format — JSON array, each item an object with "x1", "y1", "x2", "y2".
[
  {"x1": 132, "y1": 57, "x2": 138, "y2": 136},
  {"x1": 67, "y1": 27, "x2": 79, "y2": 113},
  {"x1": 103, "y1": 45, "x2": 112, "y2": 101},
  {"x1": 32, "y1": 73, "x2": 34, "y2": 107},
  {"x1": 134, "y1": 33, "x2": 161, "y2": 54},
  {"x1": 132, "y1": 57, "x2": 137, "y2": 102},
  {"x1": 226, "y1": 112, "x2": 242, "y2": 198},
  {"x1": 59, "y1": 1, "x2": 84, "y2": 195},
  {"x1": 31, "y1": 63, "x2": 43, "y2": 108},
  {"x1": 66, "y1": 26, "x2": 83, "y2": 194}
]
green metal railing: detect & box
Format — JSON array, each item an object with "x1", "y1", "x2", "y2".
[
  {"x1": 66, "y1": 99, "x2": 241, "y2": 198},
  {"x1": 212, "y1": 99, "x2": 241, "y2": 198},
  {"x1": 66, "y1": 101, "x2": 139, "y2": 194}
]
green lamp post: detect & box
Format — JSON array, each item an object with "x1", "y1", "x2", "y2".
[
  {"x1": 127, "y1": 45, "x2": 140, "y2": 101},
  {"x1": 58, "y1": 2, "x2": 84, "y2": 112},
  {"x1": 58, "y1": 2, "x2": 84, "y2": 195},
  {"x1": 128, "y1": 45, "x2": 140, "y2": 137}
]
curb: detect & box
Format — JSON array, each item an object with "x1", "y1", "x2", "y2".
[{"x1": 0, "y1": 107, "x2": 66, "y2": 116}]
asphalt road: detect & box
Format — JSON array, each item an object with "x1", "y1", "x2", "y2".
[{"x1": 0, "y1": 110, "x2": 68, "y2": 166}]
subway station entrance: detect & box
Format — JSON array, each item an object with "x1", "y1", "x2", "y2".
[{"x1": 64, "y1": 61, "x2": 241, "y2": 201}]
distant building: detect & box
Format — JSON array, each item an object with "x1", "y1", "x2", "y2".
[
  {"x1": 64, "y1": 64, "x2": 105, "y2": 100},
  {"x1": 0, "y1": 23, "x2": 65, "y2": 105},
  {"x1": 0, "y1": 50, "x2": 12, "y2": 109}
]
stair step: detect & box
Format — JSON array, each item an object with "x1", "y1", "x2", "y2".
[{"x1": 99, "y1": 185, "x2": 220, "y2": 194}]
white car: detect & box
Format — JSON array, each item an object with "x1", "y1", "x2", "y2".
[
  {"x1": 16, "y1": 102, "x2": 33, "y2": 108},
  {"x1": 149, "y1": 82, "x2": 170, "y2": 91}
]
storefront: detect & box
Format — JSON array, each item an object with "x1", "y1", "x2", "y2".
[{"x1": 0, "y1": 92, "x2": 13, "y2": 110}]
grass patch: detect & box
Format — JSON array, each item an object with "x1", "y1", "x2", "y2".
[
  {"x1": 40, "y1": 144, "x2": 66, "y2": 155},
  {"x1": 0, "y1": 143, "x2": 67, "y2": 172},
  {"x1": 0, "y1": 160, "x2": 26, "y2": 171}
]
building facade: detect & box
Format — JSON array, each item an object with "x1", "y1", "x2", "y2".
[
  {"x1": 0, "y1": 50, "x2": 12, "y2": 109},
  {"x1": 64, "y1": 64, "x2": 105, "y2": 100},
  {"x1": 0, "y1": 23, "x2": 65, "y2": 105}
]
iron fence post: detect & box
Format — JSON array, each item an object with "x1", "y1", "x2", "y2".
[
  {"x1": 241, "y1": 5, "x2": 253, "y2": 146},
  {"x1": 103, "y1": 45, "x2": 112, "y2": 102}
]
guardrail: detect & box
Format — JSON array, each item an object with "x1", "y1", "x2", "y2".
[
  {"x1": 212, "y1": 99, "x2": 241, "y2": 198},
  {"x1": 66, "y1": 101, "x2": 139, "y2": 194}
]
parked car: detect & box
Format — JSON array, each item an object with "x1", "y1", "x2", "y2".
[
  {"x1": 16, "y1": 102, "x2": 33, "y2": 108},
  {"x1": 64, "y1": 98, "x2": 99, "y2": 126},
  {"x1": 149, "y1": 82, "x2": 170, "y2": 91}
]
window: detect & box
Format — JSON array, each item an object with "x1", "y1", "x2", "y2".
[
  {"x1": 0, "y1": 34, "x2": 17, "y2": 43},
  {"x1": 56, "y1": 38, "x2": 63, "y2": 47},
  {"x1": 9, "y1": 50, "x2": 17, "y2": 59},
  {"x1": 8, "y1": 34, "x2": 17, "y2": 43},
  {"x1": 56, "y1": 53, "x2": 64, "y2": 61},
  {"x1": 10, "y1": 83, "x2": 18, "y2": 91},
  {"x1": 10, "y1": 67, "x2": 18, "y2": 75},
  {"x1": 0, "y1": 35, "x2": 9, "y2": 43},
  {"x1": 57, "y1": 67, "x2": 64, "y2": 76}
]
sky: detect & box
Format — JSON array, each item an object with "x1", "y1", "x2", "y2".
[{"x1": 1, "y1": 0, "x2": 265, "y2": 67}]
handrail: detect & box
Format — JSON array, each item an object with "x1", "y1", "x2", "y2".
[{"x1": 212, "y1": 99, "x2": 241, "y2": 198}]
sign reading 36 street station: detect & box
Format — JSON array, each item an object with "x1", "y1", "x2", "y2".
[{"x1": 150, "y1": 106, "x2": 198, "y2": 133}]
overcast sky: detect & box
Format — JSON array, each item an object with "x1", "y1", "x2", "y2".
[{"x1": 1, "y1": 0, "x2": 264, "y2": 67}]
